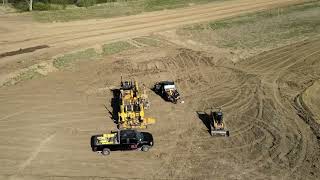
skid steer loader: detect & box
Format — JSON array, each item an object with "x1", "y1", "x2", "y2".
[{"x1": 210, "y1": 108, "x2": 230, "y2": 137}]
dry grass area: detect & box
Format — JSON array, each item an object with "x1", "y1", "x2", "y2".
[
  {"x1": 177, "y1": 0, "x2": 320, "y2": 61},
  {"x1": 32, "y1": 0, "x2": 224, "y2": 22}
]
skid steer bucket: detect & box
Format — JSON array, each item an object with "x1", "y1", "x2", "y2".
[{"x1": 210, "y1": 125, "x2": 230, "y2": 137}]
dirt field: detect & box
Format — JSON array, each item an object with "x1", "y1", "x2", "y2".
[
  {"x1": 303, "y1": 81, "x2": 320, "y2": 122},
  {"x1": 1, "y1": 0, "x2": 320, "y2": 180},
  {"x1": 1, "y1": 38, "x2": 319, "y2": 179}
]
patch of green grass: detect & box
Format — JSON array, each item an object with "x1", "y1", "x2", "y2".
[
  {"x1": 3, "y1": 68, "x2": 43, "y2": 86},
  {"x1": 133, "y1": 37, "x2": 162, "y2": 47},
  {"x1": 102, "y1": 41, "x2": 136, "y2": 55},
  {"x1": 144, "y1": 0, "x2": 226, "y2": 11},
  {"x1": 53, "y1": 48, "x2": 98, "y2": 69},
  {"x1": 33, "y1": 0, "x2": 224, "y2": 22},
  {"x1": 144, "y1": 0, "x2": 188, "y2": 11},
  {"x1": 33, "y1": 1, "x2": 142, "y2": 22},
  {"x1": 17, "y1": 69, "x2": 43, "y2": 82},
  {"x1": 180, "y1": 1, "x2": 320, "y2": 49}
]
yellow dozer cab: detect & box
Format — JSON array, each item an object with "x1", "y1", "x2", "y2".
[
  {"x1": 118, "y1": 79, "x2": 155, "y2": 129},
  {"x1": 210, "y1": 108, "x2": 230, "y2": 137}
]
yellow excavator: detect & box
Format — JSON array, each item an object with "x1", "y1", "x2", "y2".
[{"x1": 117, "y1": 79, "x2": 155, "y2": 129}]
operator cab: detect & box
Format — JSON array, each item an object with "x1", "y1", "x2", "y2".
[
  {"x1": 216, "y1": 111, "x2": 223, "y2": 124},
  {"x1": 121, "y1": 81, "x2": 133, "y2": 90}
]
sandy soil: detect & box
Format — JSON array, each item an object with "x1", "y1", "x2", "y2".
[{"x1": 1, "y1": 0, "x2": 320, "y2": 179}]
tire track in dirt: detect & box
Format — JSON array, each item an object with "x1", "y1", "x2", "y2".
[
  {"x1": 240, "y1": 38, "x2": 320, "y2": 178},
  {"x1": 271, "y1": 51, "x2": 320, "y2": 179},
  {"x1": 17, "y1": 133, "x2": 56, "y2": 172},
  {"x1": 8, "y1": 133, "x2": 56, "y2": 180},
  {"x1": 158, "y1": 38, "x2": 320, "y2": 178},
  {"x1": 254, "y1": 44, "x2": 320, "y2": 73},
  {"x1": 1, "y1": 37, "x2": 320, "y2": 179},
  {"x1": 131, "y1": 48, "x2": 282, "y2": 178}
]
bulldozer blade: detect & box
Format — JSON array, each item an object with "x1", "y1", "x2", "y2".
[{"x1": 210, "y1": 130, "x2": 230, "y2": 137}]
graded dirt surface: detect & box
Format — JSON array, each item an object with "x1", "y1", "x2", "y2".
[
  {"x1": 0, "y1": 0, "x2": 305, "y2": 72},
  {"x1": 1, "y1": 0, "x2": 320, "y2": 180},
  {"x1": 1, "y1": 37, "x2": 320, "y2": 179},
  {"x1": 302, "y1": 80, "x2": 320, "y2": 122}
]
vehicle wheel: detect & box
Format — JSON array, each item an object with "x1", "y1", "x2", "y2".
[
  {"x1": 226, "y1": 131, "x2": 230, "y2": 137},
  {"x1": 141, "y1": 145, "x2": 150, "y2": 152},
  {"x1": 102, "y1": 148, "x2": 111, "y2": 156},
  {"x1": 92, "y1": 146, "x2": 98, "y2": 152}
]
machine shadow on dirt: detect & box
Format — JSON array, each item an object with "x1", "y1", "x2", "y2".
[
  {"x1": 107, "y1": 88, "x2": 121, "y2": 124},
  {"x1": 196, "y1": 111, "x2": 212, "y2": 135}
]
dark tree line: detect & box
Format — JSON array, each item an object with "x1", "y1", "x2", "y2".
[{"x1": 4, "y1": 0, "x2": 128, "y2": 11}]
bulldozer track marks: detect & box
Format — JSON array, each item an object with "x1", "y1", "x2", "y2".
[
  {"x1": 153, "y1": 39, "x2": 320, "y2": 178},
  {"x1": 2, "y1": 38, "x2": 320, "y2": 178}
]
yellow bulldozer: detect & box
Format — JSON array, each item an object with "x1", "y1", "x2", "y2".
[{"x1": 117, "y1": 79, "x2": 155, "y2": 129}]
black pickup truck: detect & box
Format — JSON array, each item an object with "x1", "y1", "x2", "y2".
[{"x1": 91, "y1": 129, "x2": 154, "y2": 155}]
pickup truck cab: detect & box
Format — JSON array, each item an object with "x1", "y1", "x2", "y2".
[{"x1": 91, "y1": 129, "x2": 154, "y2": 155}]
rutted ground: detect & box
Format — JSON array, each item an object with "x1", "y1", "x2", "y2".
[
  {"x1": 302, "y1": 81, "x2": 320, "y2": 122},
  {"x1": 0, "y1": 37, "x2": 320, "y2": 179}
]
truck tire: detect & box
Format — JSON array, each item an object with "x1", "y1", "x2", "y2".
[
  {"x1": 92, "y1": 146, "x2": 97, "y2": 152},
  {"x1": 141, "y1": 145, "x2": 150, "y2": 152},
  {"x1": 102, "y1": 148, "x2": 111, "y2": 156}
]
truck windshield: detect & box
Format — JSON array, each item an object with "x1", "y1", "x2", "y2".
[{"x1": 136, "y1": 132, "x2": 143, "y2": 141}]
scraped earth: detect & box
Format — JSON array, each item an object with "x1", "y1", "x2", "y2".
[
  {"x1": 1, "y1": 0, "x2": 320, "y2": 179},
  {"x1": 0, "y1": 36, "x2": 320, "y2": 179}
]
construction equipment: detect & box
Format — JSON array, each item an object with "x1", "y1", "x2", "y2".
[
  {"x1": 210, "y1": 108, "x2": 230, "y2": 137},
  {"x1": 91, "y1": 129, "x2": 154, "y2": 156},
  {"x1": 154, "y1": 81, "x2": 182, "y2": 104},
  {"x1": 117, "y1": 78, "x2": 155, "y2": 129}
]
